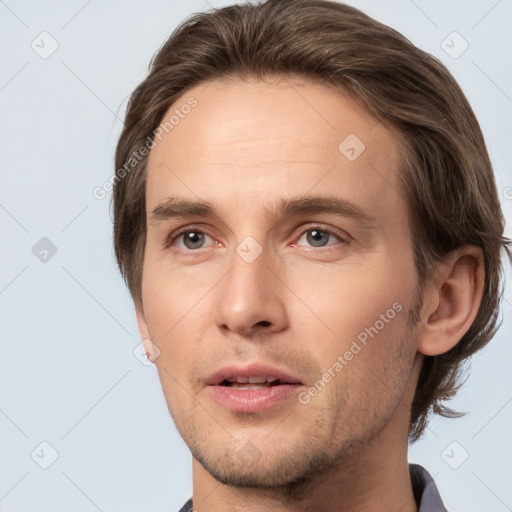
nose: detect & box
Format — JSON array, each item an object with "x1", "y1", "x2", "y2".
[{"x1": 214, "y1": 247, "x2": 288, "y2": 338}]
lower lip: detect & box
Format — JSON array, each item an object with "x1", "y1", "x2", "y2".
[{"x1": 208, "y1": 384, "x2": 302, "y2": 413}]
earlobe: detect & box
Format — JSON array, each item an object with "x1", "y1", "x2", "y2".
[{"x1": 417, "y1": 246, "x2": 485, "y2": 357}]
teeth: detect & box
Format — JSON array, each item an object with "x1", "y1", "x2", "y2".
[
  {"x1": 230, "y1": 383, "x2": 272, "y2": 389},
  {"x1": 248, "y1": 376, "x2": 267, "y2": 384},
  {"x1": 226, "y1": 376, "x2": 280, "y2": 384},
  {"x1": 227, "y1": 376, "x2": 279, "y2": 384}
]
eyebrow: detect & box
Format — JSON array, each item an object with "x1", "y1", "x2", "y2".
[{"x1": 149, "y1": 195, "x2": 377, "y2": 227}]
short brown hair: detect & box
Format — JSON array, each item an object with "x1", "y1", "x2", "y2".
[{"x1": 112, "y1": 0, "x2": 510, "y2": 441}]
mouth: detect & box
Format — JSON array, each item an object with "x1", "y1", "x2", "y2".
[
  {"x1": 205, "y1": 363, "x2": 304, "y2": 413},
  {"x1": 219, "y1": 376, "x2": 294, "y2": 389}
]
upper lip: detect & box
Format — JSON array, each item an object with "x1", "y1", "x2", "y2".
[{"x1": 205, "y1": 363, "x2": 303, "y2": 386}]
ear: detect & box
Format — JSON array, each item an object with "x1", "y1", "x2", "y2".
[
  {"x1": 417, "y1": 246, "x2": 485, "y2": 356},
  {"x1": 135, "y1": 300, "x2": 151, "y2": 341},
  {"x1": 135, "y1": 301, "x2": 162, "y2": 363}
]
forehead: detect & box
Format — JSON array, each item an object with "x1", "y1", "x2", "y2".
[{"x1": 145, "y1": 76, "x2": 404, "y2": 224}]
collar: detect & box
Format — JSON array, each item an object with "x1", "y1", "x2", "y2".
[{"x1": 410, "y1": 463, "x2": 449, "y2": 512}]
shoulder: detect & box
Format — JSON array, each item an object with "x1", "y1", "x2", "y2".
[
  {"x1": 176, "y1": 498, "x2": 194, "y2": 512},
  {"x1": 409, "y1": 463, "x2": 449, "y2": 512}
]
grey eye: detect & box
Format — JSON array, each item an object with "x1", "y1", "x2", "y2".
[
  {"x1": 182, "y1": 231, "x2": 206, "y2": 249},
  {"x1": 306, "y1": 229, "x2": 331, "y2": 247}
]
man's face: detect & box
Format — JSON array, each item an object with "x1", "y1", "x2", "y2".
[{"x1": 139, "y1": 77, "x2": 422, "y2": 487}]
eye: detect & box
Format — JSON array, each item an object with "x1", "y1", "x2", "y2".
[
  {"x1": 294, "y1": 227, "x2": 346, "y2": 248},
  {"x1": 167, "y1": 228, "x2": 217, "y2": 250}
]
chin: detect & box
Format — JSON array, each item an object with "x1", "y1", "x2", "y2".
[
  {"x1": 194, "y1": 450, "x2": 308, "y2": 488},
  {"x1": 190, "y1": 432, "x2": 359, "y2": 491}
]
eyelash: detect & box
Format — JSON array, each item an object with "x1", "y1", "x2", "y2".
[
  {"x1": 164, "y1": 224, "x2": 349, "y2": 252},
  {"x1": 292, "y1": 225, "x2": 349, "y2": 249}
]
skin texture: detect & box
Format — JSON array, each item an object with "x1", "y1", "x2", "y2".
[{"x1": 135, "y1": 76, "x2": 485, "y2": 512}]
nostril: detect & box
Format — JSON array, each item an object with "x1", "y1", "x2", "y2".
[{"x1": 258, "y1": 320, "x2": 271, "y2": 327}]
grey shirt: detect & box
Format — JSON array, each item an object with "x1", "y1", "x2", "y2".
[{"x1": 177, "y1": 463, "x2": 448, "y2": 511}]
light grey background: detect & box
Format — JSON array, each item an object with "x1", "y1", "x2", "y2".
[{"x1": 0, "y1": 1, "x2": 511, "y2": 511}]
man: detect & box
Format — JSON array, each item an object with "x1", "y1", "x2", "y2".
[{"x1": 112, "y1": 1, "x2": 509, "y2": 510}]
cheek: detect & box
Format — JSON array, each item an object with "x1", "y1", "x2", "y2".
[
  {"x1": 322, "y1": 306, "x2": 413, "y2": 430},
  {"x1": 287, "y1": 257, "x2": 410, "y2": 338},
  {"x1": 141, "y1": 250, "x2": 213, "y2": 337},
  {"x1": 283, "y1": 256, "x2": 416, "y2": 398},
  {"x1": 141, "y1": 260, "x2": 225, "y2": 391}
]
